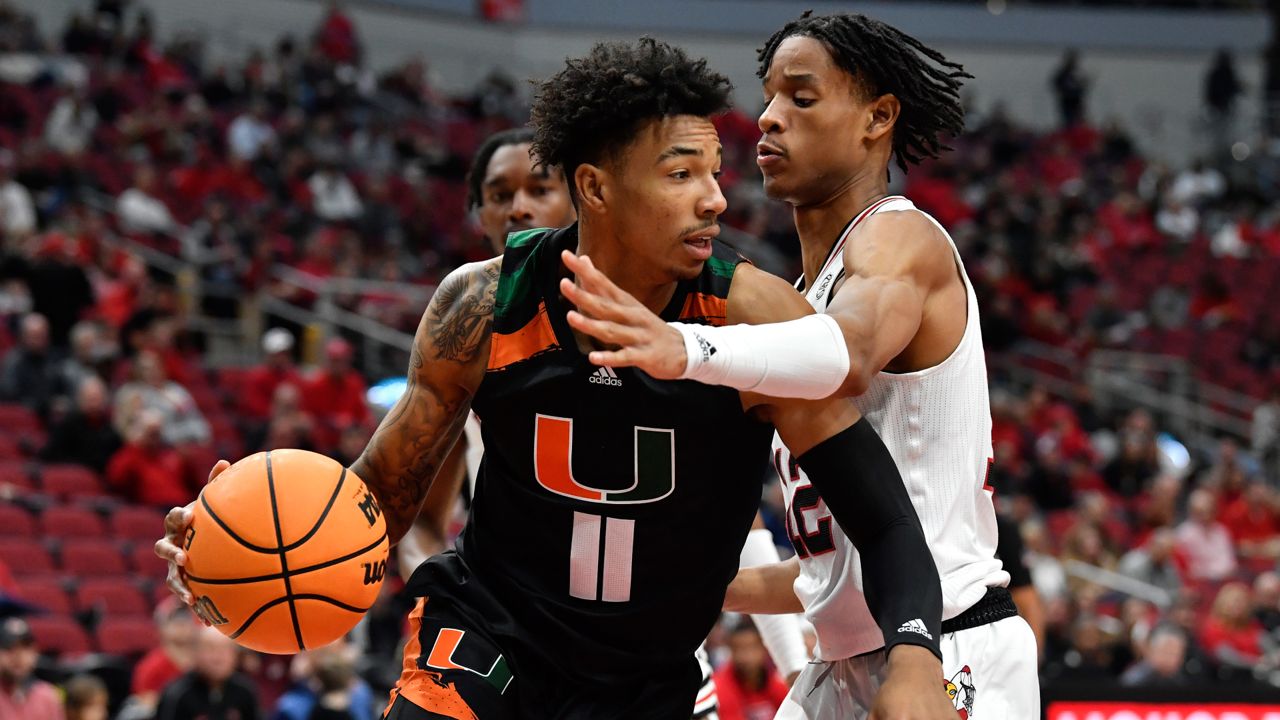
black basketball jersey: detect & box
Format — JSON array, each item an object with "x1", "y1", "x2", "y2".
[{"x1": 460, "y1": 224, "x2": 773, "y2": 686}]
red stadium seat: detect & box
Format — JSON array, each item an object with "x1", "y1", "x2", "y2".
[
  {"x1": 39, "y1": 506, "x2": 106, "y2": 539},
  {"x1": 59, "y1": 539, "x2": 127, "y2": 576},
  {"x1": 15, "y1": 576, "x2": 72, "y2": 615},
  {"x1": 0, "y1": 404, "x2": 41, "y2": 435},
  {"x1": 76, "y1": 578, "x2": 149, "y2": 617},
  {"x1": 95, "y1": 617, "x2": 159, "y2": 657},
  {"x1": 0, "y1": 538, "x2": 54, "y2": 575},
  {"x1": 39, "y1": 465, "x2": 108, "y2": 499},
  {"x1": 0, "y1": 503, "x2": 34, "y2": 537},
  {"x1": 26, "y1": 615, "x2": 92, "y2": 657},
  {"x1": 110, "y1": 506, "x2": 167, "y2": 542},
  {"x1": 129, "y1": 543, "x2": 166, "y2": 580},
  {"x1": 0, "y1": 435, "x2": 24, "y2": 461},
  {"x1": 0, "y1": 461, "x2": 34, "y2": 493}
]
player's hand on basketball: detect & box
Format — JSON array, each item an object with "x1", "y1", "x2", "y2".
[
  {"x1": 559, "y1": 250, "x2": 688, "y2": 379},
  {"x1": 870, "y1": 646, "x2": 954, "y2": 720},
  {"x1": 154, "y1": 459, "x2": 230, "y2": 616}
]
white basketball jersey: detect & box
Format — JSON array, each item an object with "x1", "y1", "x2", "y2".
[{"x1": 772, "y1": 196, "x2": 1008, "y2": 662}]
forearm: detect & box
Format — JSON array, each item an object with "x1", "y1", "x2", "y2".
[
  {"x1": 350, "y1": 378, "x2": 468, "y2": 546},
  {"x1": 725, "y1": 557, "x2": 803, "y2": 615},
  {"x1": 795, "y1": 418, "x2": 942, "y2": 659},
  {"x1": 396, "y1": 442, "x2": 468, "y2": 579}
]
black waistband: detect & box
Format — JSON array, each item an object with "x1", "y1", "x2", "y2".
[{"x1": 940, "y1": 586, "x2": 1018, "y2": 635}]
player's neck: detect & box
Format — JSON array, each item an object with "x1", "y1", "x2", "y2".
[
  {"x1": 794, "y1": 177, "x2": 889, "y2": 289},
  {"x1": 575, "y1": 220, "x2": 676, "y2": 315}
]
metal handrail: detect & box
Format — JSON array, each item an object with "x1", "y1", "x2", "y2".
[{"x1": 1062, "y1": 559, "x2": 1174, "y2": 608}]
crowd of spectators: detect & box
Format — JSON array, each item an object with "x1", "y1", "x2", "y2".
[{"x1": 0, "y1": 0, "x2": 1275, "y2": 718}]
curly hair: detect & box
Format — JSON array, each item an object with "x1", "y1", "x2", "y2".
[
  {"x1": 758, "y1": 12, "x2": 971, "y2": 174},
  {"x1": 530, "y1": 38, "x2": 733, "y2": 198}
]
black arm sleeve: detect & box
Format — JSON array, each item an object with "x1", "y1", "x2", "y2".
[{"x1": 795, "y1": 417, "x2": 943, "y2": 660}]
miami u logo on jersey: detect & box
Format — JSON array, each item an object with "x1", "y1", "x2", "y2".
[{"x1": 533, "y1": 414, "x2": 675, "y2": 504}]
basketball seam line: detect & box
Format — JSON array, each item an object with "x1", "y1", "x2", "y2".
[
  {"x1": 266, "y1": 451, "x2": 306, "y2": 652},
  {"x1": 229, "y1": 594, "x2": 372, "y2": 641},
  {"x1": 196, "y1": 462, "x2": 350, "y2": 555},
  {"x1": 185, "y1": 533, "x2": 388, "y2": 585},
  {"x1": 200, "y1": 494, "x2": 278, "y2": 554},
  {"x1": 280, "y1": 467, "x2": 347, "y2": 553}
]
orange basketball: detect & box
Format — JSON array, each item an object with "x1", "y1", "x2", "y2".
[{"x1": 183, "y1": 449, "x2": 389, "y2": 654}]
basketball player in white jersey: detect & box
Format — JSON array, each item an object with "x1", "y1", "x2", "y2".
[
  {"x1": 397, "y1": 128, "x2": 811, "y2": 719},
  {"x1": 558, "y1": 12, "x2": 1039, "y2": 718}
]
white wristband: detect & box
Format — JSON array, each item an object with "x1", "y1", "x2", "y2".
[
  {"x1": 739, "y1": 528, "x2": 810, "y2": 678},
  {"x1": 672, "y1": 314, "x2": 850, "y2": 400}
]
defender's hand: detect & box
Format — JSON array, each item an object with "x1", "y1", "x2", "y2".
[
  {"x1": 154, "y1": 459, "x2": 230, "y2": 621},
  {"x1": 869, "y1": 645, "x2": 955, "y2": 720},
  {"x1": 559, "y1": 250, "x2": 688, "y2": 379}
]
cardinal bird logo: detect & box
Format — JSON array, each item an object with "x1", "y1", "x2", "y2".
[{"x1": 942, "y1": 665, "x2": 976, "y2": 718}]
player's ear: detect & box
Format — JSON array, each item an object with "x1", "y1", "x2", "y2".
[
  {"x1": 866, "y1": 93, "x2": 900, "y2": 142},
  {"x1": 574, "y1": 163, "x2": 608, "y2": 214}
]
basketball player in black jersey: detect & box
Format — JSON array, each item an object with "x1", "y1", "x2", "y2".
[{"x1": 156, "y1": 39, "x2": 946, "y2": 719}]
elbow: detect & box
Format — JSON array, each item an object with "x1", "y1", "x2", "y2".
[{"x1": 838, "y1": 365, "x2": 873, "y2": 398}]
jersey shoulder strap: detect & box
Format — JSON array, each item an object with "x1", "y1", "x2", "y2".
[
  {"x1": 487, "y1": 226, "x2": 562, "y2": 371},
  {"x1": 674, "y1": 239, "x2": 747, "y2": 327}
]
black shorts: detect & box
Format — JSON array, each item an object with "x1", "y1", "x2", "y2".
[{"x1": 384, "y1": 552, "x2": 704, "y2": 720}]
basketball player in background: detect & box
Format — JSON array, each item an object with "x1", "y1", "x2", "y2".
[
  {"x1": 560, "y1": 13, "x2": 1039, "y2": 718},
  {"x1": 399, "y1": 129, "x2": 811, "y2": 714},
  {"x1": 396, "y1": 128, "x2": 577, "y2": 569},
  {"x1": 158, "y1": 39, "x2": 950, "y2": 719}
]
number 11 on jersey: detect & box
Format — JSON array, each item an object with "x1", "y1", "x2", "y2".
[{"x1": 569, "y1": 512, "x2": 633, "y2": 602}]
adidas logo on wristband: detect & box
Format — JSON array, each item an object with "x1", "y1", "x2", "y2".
[
  {"x1": 692, "y1": 331, "x2": 717, "y2": 362},
  {"x1": 896, "y1": 618, "x2": 933, "y2": 640}
]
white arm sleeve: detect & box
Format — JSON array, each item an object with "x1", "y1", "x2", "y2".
[
  {"x1": 739, "y1": 528, "x2": 810, "y2": 679},
  {"x1": 672, "y1": 314, "x2": 850, "y2": 400}
]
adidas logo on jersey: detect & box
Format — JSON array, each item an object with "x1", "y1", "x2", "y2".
[
  {"x1": 896, "y1": 618, "x2": 933, "y2": 640},
  {"x1": 589, "y1": 366, "x2": 622, "y2": 386}
]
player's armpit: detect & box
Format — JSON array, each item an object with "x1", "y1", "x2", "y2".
[
  {"x1": 723, "y1": 557, "x2": 802, "y2": 614},
  {"x1": 351, "y1": 258, "x2": 498, "y2": 546}
]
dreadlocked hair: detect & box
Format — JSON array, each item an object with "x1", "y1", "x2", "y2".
[
  {"x1": 531, "y1": 37, "x2": 732, "y2": 200},
  {"x1": 757, "y1": 12, "x2": 971, "y2": 174}
]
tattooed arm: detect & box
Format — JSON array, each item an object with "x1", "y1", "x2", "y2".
[
  {"x1": 154, "y1": 257, "x2": 500, "y2": 610},
  {"x1": 351, "y1": 257, "x2": 499, "y2": 545}
]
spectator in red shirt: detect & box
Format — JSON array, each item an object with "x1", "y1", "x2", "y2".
[
  {"x1": 713, "y1": 619, "x2": 790, "y2": 720},
  {"x1": 314, "y1": 1, "x2": 360, "y2": 66},
  {"x1": 1200, "y1": 582, "x2": 1265, "y2": 670},
  {"x1": 240, "y1": 328, "x2": 302, "y2": 423},
  {"x1": 302, "y1": 338, "x2": 369, "y2": 448},
  {"x1": 105, "y1": 407, "x2": 195, "y2": 507},
  {"x1": 126, "y1": 599, "x2": 198, "y2": 718},
  {"x1": 1220, "y1": 481, "x2": 1280, "y2": 566}
]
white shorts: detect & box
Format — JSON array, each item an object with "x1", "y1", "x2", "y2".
[
  {"x1": 692, "y1": 645, "x2": 719, "y2": 719},
  {"x1": 775, "y1": 616, "x2": 1039, "y2": 719}
]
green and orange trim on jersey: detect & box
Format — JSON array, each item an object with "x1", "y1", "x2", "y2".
[{"x1": 487, "y1": 301, "x2": 559, "y2": 371}]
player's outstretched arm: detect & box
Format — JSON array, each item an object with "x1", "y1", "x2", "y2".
[
  {"x1": 732, "y1": 265, "x2": 953, "y2": 719},
  {"x1": 560, "y1": 211, "x2": 952, "y2": 400},
  {"x1": 351, "y1": 257, "x2": 498, "y2": 545}
]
